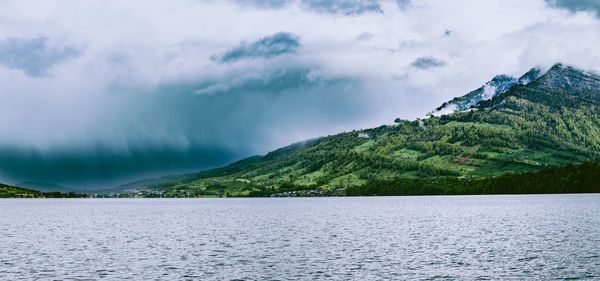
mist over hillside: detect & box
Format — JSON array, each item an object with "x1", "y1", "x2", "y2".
[{"x1": 108, "y1": 63, "x2": 600, "y2": 197}]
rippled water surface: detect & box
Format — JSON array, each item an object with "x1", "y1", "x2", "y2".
[{"x1": 1, "y1": 195, "x2": 600, "y2": 280}]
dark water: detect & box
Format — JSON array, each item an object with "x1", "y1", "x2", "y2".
[{"x1": 1, "y1": 195, "x2": 599, "y2": 280}]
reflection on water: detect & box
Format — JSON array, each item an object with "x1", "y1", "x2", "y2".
[{"x1": 1, "y1": 195, "x2": 599, "y2": 280}]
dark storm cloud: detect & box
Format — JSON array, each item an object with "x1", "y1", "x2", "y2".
[
  {"x1": 0, "y1": 36, "x2": 80, "y2": 77},
  {"x1": 547, "y1": 0, "x2": 600, "y2": 15},
  {"x1": 0, "y1": 66, "x2": 369, "y2": 188},
  {"x1": 213, "y1": 32, "x2": 300, "y2": 63},
  {"x1": 411, "y1": 56, "x2": 446, "y2": 69},
  {"x1": 0, "y1": 145, "x2": 236, "y2": 189}
]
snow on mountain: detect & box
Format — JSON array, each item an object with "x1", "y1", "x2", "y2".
[{"x1": 428, "y1": 67, "x2": 545, "y2": 116}]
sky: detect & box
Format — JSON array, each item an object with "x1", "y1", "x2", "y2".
[{"x1": 1, "y1": 0, "x2": 600, "y2": 188}]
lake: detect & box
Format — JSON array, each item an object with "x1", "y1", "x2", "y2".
[{"x1": 1, "y1": 195, "x2": 599, "y2": 280}]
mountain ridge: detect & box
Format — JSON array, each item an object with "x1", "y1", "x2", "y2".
[
  {"x1": 109, "y1": 62, "x2": 598, "y2": 197},
  {"x1": 16, "y1": 181, "x2": 78, "y2": 193},
  {"x1": 0, "y1": 182, "x2": 88, "y2": 198},
  {"x1": 46, "y1": 63, "x2": 599, "y2": 197},
  {"x1": 430, "y1": 65, "x2": 548, "y2": 116}
]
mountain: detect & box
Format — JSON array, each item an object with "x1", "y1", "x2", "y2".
[
  {"x1": 0, "y1": 183, "x2": 42, "y2": 198},
  {"x1": 123, "y1": 63, "x2": 600, "y2": 197},
  {"x1": 0, "y1": 182, "x2": 88, "y2": 198},
  {"x1": 16, "y1": 181, "x2": 77, "y2": 193},
  {"x1": 430, "y1": 67, "x2": 544, "y2": 116},
  {"x1": 91, "y1": 173, "x2": 199, "y2": 196}
]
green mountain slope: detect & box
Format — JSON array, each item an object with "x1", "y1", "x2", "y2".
[
  {"x1": 0, "y1": 183, "x2": 89, "y2": 198},
  {"x1": 150, "y1": 63, "x2": 600, "y2": 197},
  {"x1": 0, "y1": 183, "x2": 43, "y2": 198}
]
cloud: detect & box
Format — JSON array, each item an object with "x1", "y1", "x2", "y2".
[
  {"x1": 235, "y1": 0, "x2": 289, "y2": 8},
  {"x1": 411, "y1": 56, "x2": 446, "y2": 69},
  {"x1": 234, "y1": 0, "x2": 382, "y2": 14},
  {"x1": 302, "y1": 0, "x2": 382, "y2": 14},
  {"x1": 0, "y1": 36, "x2": 80, "y2": 77},
  {"x1": 0, "y1": 145, "x2": 236, "y2": 189},
  {"x1": 213, "y1": 32, "x2": 300, "y2": 63},
  {"x1": 396, "y1": 0, "x2": 411, "y2": 9},
  {"x1": 0, "y1": 56, "x2": 372, "y2": 187},
  {"x1": 546, "y1": 0, "x2": 600, "y2": 15}
]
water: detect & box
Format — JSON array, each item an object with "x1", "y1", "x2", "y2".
[{"x1": 1, "y1": 195, "x2": 599, "y2": 280}]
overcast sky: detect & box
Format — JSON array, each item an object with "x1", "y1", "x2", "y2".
[{"x1": 1, "y1": 0, "x2": 600, "y2": 188}]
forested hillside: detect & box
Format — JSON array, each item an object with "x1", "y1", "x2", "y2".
[
  {"x1": 0, "y1": 183, "x2": 42, "y2": 198},
  {"x1": 0, "y1": 183, "x2": 88, "y2": 198},
  {"x1": 141, "y1": 64, "x2": 600, "y2": 197}
]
